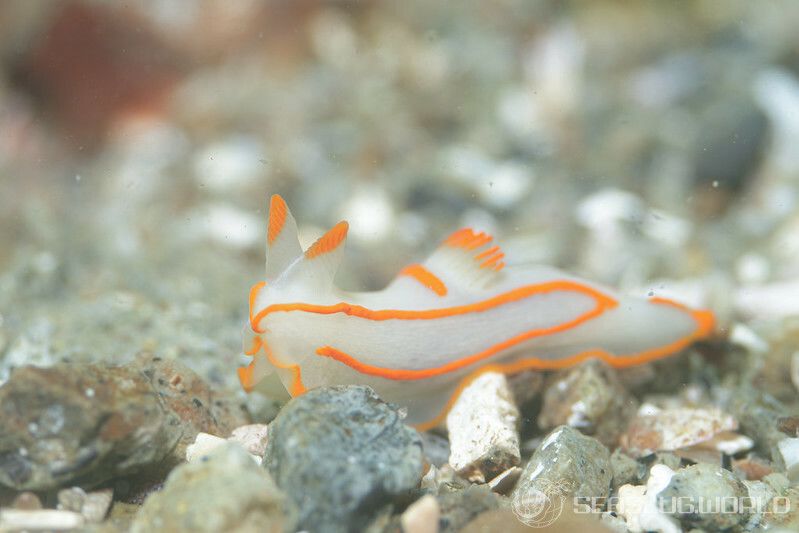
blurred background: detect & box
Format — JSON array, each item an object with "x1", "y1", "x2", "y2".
[{"x1": 1, "y1": 0, "x2": 798, "y2": 390}]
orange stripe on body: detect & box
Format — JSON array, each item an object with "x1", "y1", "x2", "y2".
[
  {"x1": 237, "y1": 362, "x2": 257, "y2": 392},
  {"x1": 248, "y1": 281, "x2": 266, "y2": 331},
  {"x1": 413, "y1": 298, "x2": 717, "y2": 431},
  {"x1": 399, "y1": 264, "x2": 448, "y2": 296},
  {"x1": 648, "y1": 296, "x2": 715, "y2": 337},
  {"x1": 244, "y1": 335, "x2": 262, "y2": 356},
  {"x1": 251, "y1": 280, "x2": 618, "y2": 333},
  {"x1": 315, "y1": 296, "x2": 714, "y2": 383},
  {"x1": 263, "y1": 342, "x2": 306, "y2": 396},
  {"x1": 268, "y1": 195, "x2": 288, "y2": 244},
  {"x1": 316, "y1": 292, "x2": 614, "y2": 380}
]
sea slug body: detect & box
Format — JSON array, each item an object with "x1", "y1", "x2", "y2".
[{"x1": 239, "y1": 194, "x2": 715, "y2": 430}]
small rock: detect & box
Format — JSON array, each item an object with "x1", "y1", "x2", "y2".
[
  {"x1": 437, "y1": 485, "x2": 499, "y2": 533},
  {"x1": 746, "y1": 321, "x2": 799, "y2": 402},
  {"x1": 228, "y1": 424, "x2": 269, "y2": 457},
  {"x1": 728, "y1": 386, "x2": 795, "y2": 469},
  {"x1": 621, "y1": 404, "x2": 738, "y2": 457},
  {"x1": 446, "y1": 372, "x2": 520, "y2": 483},
  {"x1": 11, "y1": 491, "x2": 42, "y2": 510},
  {"x1": 507, "y1": 370, "x2": 545, "y2": 407},
  {"x1": 400, "y1": 494, "x2": 440, "y2": 533},
  {"x1": 616, "y1": 464, "x2": 679, "y2": 533},
  {"x1": 696, "y1": 430, "x2": 754, "y2": 455},
  {"x1": 0, "y1": 361, "x2": 180, "y2": 490},
  {"x1": 420, "y1": 431, "x2": 450, "y2": 468},
  {"x1": 742, "y1": 478, "x2": 779, "y2": 530},
  {"x1": 644, "y1": 452, "x2": 683, "y2": 474},
  {"x1": 81, "y1": 488, "x2": 113, "y2": 523},
  {"x1": 57, "y1": 486, "x2": 112, "y2": 523},
  {"x1": 761, "y1": 485, "x2": 799, "y2": 530},
  {"x1": 420, "y1": 464, "x2": 468, "y2": 495},
  {"x1": 658, "y1": 462, "x2": 750, "y2": 530},
  {"x1": 185, "y1": 432, "x2": 226, "y2": 463},
  {"x1": 487, "y1": 466, "x2": 522, "y2": 494},
  {"x1": 733, "y1": 456, "x2": 774, "y2": 480},
  {"x1": 777, "y1": 437, "x2": 799, "y2": 481},
  {"x1": 57, "y1": 486, "x2": 87, "y2": 513},
  {"x1": 264, "y1": 386, "x2": 424, "y2": 533},
  {"x1": 512, "y1": 426, "x2": 612, "y2": 519},
  {"x1": 132, "y1": 443, "x2": 295, "y2": 533},
  {"x1": 539, "y1": 359, "x2": 637, "y2": 447},
  {"x1": 186, "y1": 432, "x2": 260, "y2": 465},
  {"x1": 0, "y1": 354, "x2": 248, "y2": 490},
  {"x1": 610, "y1": 449, "x2": 642, "y2": 490},
  {"x1": 0, "y1": 509, "x2": 85, "y2": 531},
  {"x1": 462, "y1": 507, "x2": 611, "y2": 533}
]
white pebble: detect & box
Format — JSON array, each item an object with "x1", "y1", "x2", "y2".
[
  {"x1": 400, "y1": 494, "x2": 440, "y2": 533},
  {"x1": 777, "y1": 437, "x2": 799, "y2": 482},
  {"x1": 735, "y1": 280, "x2": 799, "y2": 319},
  {"x1": 228, "y1": 424, "x2": 269, "y2": 457},
  {"x1": 187, "y1": 432, "x2": 261, "y2": 465},
  {"x1": 0, "y1": 509, "x2": 85, "y2": 531},
  {"x1": 447, "y1": 372, "x2": 520, "y2": 483},
  {"x1": 186, "y1": 432, "x2": 228, "y2": 463},
  {"x1": 617, "y1": 465, "x2": 680, "y2": 533}
]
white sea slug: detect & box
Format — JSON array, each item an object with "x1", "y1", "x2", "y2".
[{"x1": 240, "y1": 195, "x2": 715, "y2": 430}]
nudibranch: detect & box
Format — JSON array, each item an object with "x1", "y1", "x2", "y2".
[{"x1": 240, "y1": 194, "x2": 715, "y2": 430}]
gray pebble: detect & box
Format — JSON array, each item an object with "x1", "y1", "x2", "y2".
[
  {"x1": 658, "y1": 463, "x2": 749, "y2": 530},
  {"x1": 513, "y1": 426, "x2": 612, "y2": 510},
  {"x1": 539, "y1": 359, "x2": 638, "y2": 447},
  {"x1": 0, "y1": 353, "x2": 248, "y2": 491},
  {"x1": 264, "y1": 385, "x2": 424, "y2": 533},
  {"x1": 132, "y1": 443, "x2": 294, "y2": 533}
]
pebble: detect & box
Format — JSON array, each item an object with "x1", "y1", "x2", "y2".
[
  {"x1": 621, "y1": 404, "x2": 739, "y2": 457},
  {"x1": 185, "y1": 432, "x2": 227, "y2": 463},
  {"x1": 420, "y1": 464, "x2": 468, "y2": 495},
  {"x1": 657, "y1": 462, "x2": 750, "y2": 531},
  {"x1": 228, "y1": 424, "x2": 269, "y2": 457},
  {"x1": 0, "y1": 353, "x2": 248, "y2": 490},
  {"x1": 742, "y1": 477, "x2": 780, "y2": 530},
  {"x1": 437, "y1": 485, "x2": 499, "y2": 533},
  {"x1": 728, "y1": 386, "x2": 794, "y2": 469},
  {"x1": 512, "y1": 426, "x2": 612, "y2": 515},
  {"x1": 735, "y1": 280, "x2": 799, "y2": 319},
  {"x1": 132, "y1": 443, "x2": 295, "y2": 533},
  {"x1": 0, "y1": 509, "x2": 86, "y2": 531},
  {"x1": 733, "y1": 456, "x2": 774, "y2": 481},
  {"x1": 539, "y1": 359, "x2": 637, "y2": 447},
  {"x1": 197, "y1": 435, "x2": 259, "y2": 466},
  {"x1": 486, "y1": 466, "x2": 522, "y2": 494},
  {"x1": 420, "y1": 431, "x2": 451, "y2": 469},
  {"x1": 610, "y1": 448, "x2": 643, "y2": 490},
  {"x1": 446, "y1": 372, "x2": 520, "y2": 483},
  {"x1": 506, "y1": 370, "x2": 545, "y2": 407},
  {"x1": 57, "y1": 486, "x2": 113, "y2": 523},
  {"x1": 777, "y1": 437, "x2": 799, "y2": 481},
  {"x1": 264, "y1": 385, "x2": 424, "y2": 533},
  {"x1": 617, "y1": 464, "x2": 679, "y2": 533},
  {"x1": 400, "y1": 494, "x2": 440, "y2": 533},
  {"x1": 186, "y1": 427, "x2": 267, "y2": 465},
  {"x1": 10, "y1": 491, "x2": 42, "y2": 510}
]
